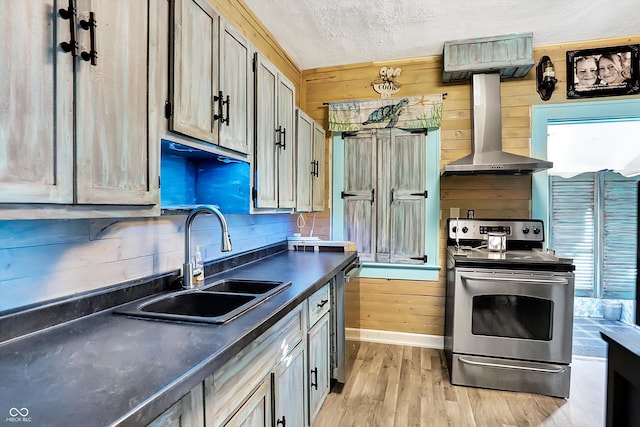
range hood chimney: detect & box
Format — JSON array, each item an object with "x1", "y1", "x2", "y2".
[{"x1": 441, "y1": 73, "x2": 552, "y2": 176}]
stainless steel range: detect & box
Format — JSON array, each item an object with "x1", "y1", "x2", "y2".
[{"x1": 444, "y1": 218, "x2": 576, "y2": 398}]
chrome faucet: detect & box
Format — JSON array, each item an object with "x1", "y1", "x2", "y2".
[{"x1": 183, "y1": 205, "x2": 232, "y2": 290}]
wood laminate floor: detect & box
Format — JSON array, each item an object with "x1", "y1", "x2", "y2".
[{"x1": 314, "y1": 341, "x2": 606, "y2": 427}]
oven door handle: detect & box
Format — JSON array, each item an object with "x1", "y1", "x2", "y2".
[
  {"x1": 343, "y1": 259, "x2": 362, "y2": 282},
  {"x1": 458, "y1": 357, "x2": 567, "y2": 374},
  {"x1": 460, "y1": 274, "x2": 569, "y2": 285}
]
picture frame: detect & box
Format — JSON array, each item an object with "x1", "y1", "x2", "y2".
[{"x1": 566, "y1": 45, "x2": 639, "y2": 99}]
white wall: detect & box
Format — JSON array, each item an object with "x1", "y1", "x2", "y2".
[{"x1": 0, "y1": 214, "x2": 297, "y2": 312}]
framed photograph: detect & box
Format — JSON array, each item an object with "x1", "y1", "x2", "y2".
[{"x1": 566, "y1": 45, "x2": 640, "y2": 99}]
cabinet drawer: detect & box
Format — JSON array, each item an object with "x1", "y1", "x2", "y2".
[{"x1": 307, "y1": 283, "x2": 330, "y2": 327}]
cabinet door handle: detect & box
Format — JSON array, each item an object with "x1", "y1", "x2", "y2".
[
  {"x1": 311, "y1": 367, "x2": 318, "y2": 389},
  {"x1": 275, "y1": 126, "x2": 283, "y2": 147},
  {"x1": 390, "y1": 188, "x2": 395, "y2": 204},
  {"x1": 317, "y1": 299, "x2": 328, "y2": 308},
  {"x1": 276, "y1": 416, "x2": 286, "y2": 426},
  {"x1": 223, "y1": 95, "x2": 230, "y2": 126},
  {"x1": 213, "y1": 90, "x2": 224, "y2": 123},
  {"x1": 59, "y1": 0, "x2": 78, "y2": 57},
  {"x1": 281, "y1": 128, "x2": 286, "y2": 150},
  {"x1": 80, "y1": 12, "x2": 98, "y2": 66}
]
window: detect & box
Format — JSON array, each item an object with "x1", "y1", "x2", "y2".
[
  {"x1": 331, "y1": 129, "x2": 440, "y2": 280},
  {"x1": 550, "y1": 172, "x2": 639, "y2": 299}
]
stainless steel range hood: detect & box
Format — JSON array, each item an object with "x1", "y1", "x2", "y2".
[{"x1": 441, "y1": 73, "x2": 552, "y2": 176}]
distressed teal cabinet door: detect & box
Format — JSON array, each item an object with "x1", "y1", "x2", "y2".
[
  {"x1": 308, "y1": 313, "x2": 330, "y2": 424},
  {"x1": 296, "y1": 109, "x2": 314, "y2": 212},
  {"x1": 343, "y1": 132, "x2": 376, "y2": 261},
  {"x1": 387, "y1": 130, "x2": 426, "y2": 264},
  {"x1": 222, "y1": 378, "x2": 271, "y2": 427},
  {"x1": 76, "y1": 0, "x2": 157, "y2": 205},
  {"x1": 219, "y1": 17, "x2": 253, "y2": 155},
  {"x1": 272, "y1": 341, "x2": 305, "y2": 427},
  {"x1": 148, "y1": 383, "x2": 204, "y2": 427},
  {"x1": 311, "y1": 122, "x2": 326, "y2": 212},
  {"x1": 0, "y1": 1, "x2": 73, "y2": 204},
  {"x1": 254, "y1": 53, "x2": 296, "y2": 209},
  {"x1": 170, "y1": 0, "x2": 220, "y2": 144}
]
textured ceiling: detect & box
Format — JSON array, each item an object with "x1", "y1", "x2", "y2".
[{"x1": 243, "y1": 0, "x2": 640, "y2": 70}]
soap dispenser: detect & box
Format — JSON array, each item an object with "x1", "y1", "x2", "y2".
[{"x1": 193, "y1": 245, "x2": 204, "y2": 283}]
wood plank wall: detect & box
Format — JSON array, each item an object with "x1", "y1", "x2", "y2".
[
  {"x1": 210, "y1": 0, "x2": 302, "y2": 104},
  {"x1": 301, "y1": 35, "x2": 640, "y2": 336},
  {"x1": 0, "y1": 214, "x2": 298, "y2": 312}
]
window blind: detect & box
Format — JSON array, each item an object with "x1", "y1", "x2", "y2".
[
  {"x1": 550, "y1": 173, "x2": 596, "y2": 297},
  {"x1": 550, "y1": 171, "x2": 638, "y2": 299}
]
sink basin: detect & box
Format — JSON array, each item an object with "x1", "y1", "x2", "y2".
[
  {"x1": 202, "y1": 279, "x2": 287, "y2": 294},
  {"x1": 115, "y1": 279, "x2": 291, "y2": 324},
  {"x1": 141, "y1": 293, "x2": 255, "y2": 318}
]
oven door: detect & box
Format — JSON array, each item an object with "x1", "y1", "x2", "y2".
[{"x1": 452, "y1": 267, "x2": 575, "y2": 364}]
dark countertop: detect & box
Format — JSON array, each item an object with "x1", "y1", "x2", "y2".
[
  {"x1": 0, "y1": 249, "x2": 356, "y2": 427},
  {"x1": 600, "y1": 329, "x2": 640, "y2": 358}
]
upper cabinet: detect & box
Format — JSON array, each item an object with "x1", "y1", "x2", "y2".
[
  {"x1": 218, "y1": 17, "x2": 253, "y2": 155},
  {"x1": 296, "y1": 110, "x2": 326, "y2": 212},
  {"x1": 169, "y1": 0, "x2": 253, "y2": 156},
  {"x1": 254, "y1": 53, "x2": 296, "y2": 209},
  {"x1": 0, "y1": 0, "x2": 159, "y2": 218}
]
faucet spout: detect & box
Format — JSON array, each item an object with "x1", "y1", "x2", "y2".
[{"x1": 183, "y1": 205, "x2": 232, "y2": 290}]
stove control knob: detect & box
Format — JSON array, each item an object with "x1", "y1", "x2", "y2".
[
  {"x1": 522, "y1": 227, "x2": 530, "y2": 234},
  {"x1": 533, "y1": 227, "x2": 541, "y2": 235},
  {"x1": 461, "y1": 226, "x2": 468, "y2": 233},
  {"x1": 451, "y1": 226, "x2": 457, "y2": 233}
]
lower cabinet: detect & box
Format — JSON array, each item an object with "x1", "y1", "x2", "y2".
[
  {"x1": 148, "y1": 286, "x2": 334, "y2": 427},
  {"x1": 308, "y1": 312, "x2": 330, "y2": 424},
  {"x1": 272, "y1": 341, "x2": 306, "y2": 427},
  {"x1": 148, "y1": 383, "x2": 204, "y2": 427},
  {"x1": 306, "y1": 283, "x2": 331, "y2": 426},
  {"x1": 222, "y1": 378, "x2": 271, "y2": 427}
]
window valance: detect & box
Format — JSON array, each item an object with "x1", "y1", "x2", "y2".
[{"x1": 326, "y1": 94, "x2": 443, "y2": 132}]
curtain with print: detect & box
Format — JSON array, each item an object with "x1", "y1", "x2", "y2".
[{"x1": 326, "y1": 95, "x2": 443, "y2": 132}]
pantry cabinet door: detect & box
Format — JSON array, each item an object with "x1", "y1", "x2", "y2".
[
  {"x1": 0, "y1": 1, "x2": 73, "y2": 204},
  {"x1": 75, "y1": 0, "x2": 158, "y2": 205},
  {"x1": 219, "y1": 18, "x2": 253, "y2": 155},
  {"x1": 170, "y1": 0, "x2": 219, "y2": 144}
]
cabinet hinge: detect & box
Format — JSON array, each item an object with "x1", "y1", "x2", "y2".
[
  {"x1": 404, "y1": 128, "x2": 428, "y2": 135},
  {"x1": 164, "y1": 100, "x2": 172, "y2": 119},
  {"x1": 341, "y1": 131, "x2": 358, "y2": 139},
  {"x1": 158, "y1": 176, "x2": 161, "y2": 188},
  {"x1": 252, "y1": 187, "x2": 257, "y2": 201},
  {"x1": 410, "y1": 190, "x2": 428, "y2": 198},
  {"x1": 410, "y1": 255, "x2": 428, "y2": 263}
]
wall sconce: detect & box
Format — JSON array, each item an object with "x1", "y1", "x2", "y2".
[{"x1": 536, "y1": 55, "x2": 557, "y2": 101}]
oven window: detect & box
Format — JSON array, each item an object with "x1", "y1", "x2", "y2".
[{"x1": 471, "y1": 295, "x2": 553, "y2": 340}]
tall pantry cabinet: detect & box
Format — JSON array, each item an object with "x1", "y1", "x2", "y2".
[{"x1": 0, "y1": 0, "x2": 159, "y2": 218}]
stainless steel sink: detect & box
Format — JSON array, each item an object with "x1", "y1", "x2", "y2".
[{"x1": 115, "y1": 279, "x2": 290, "y2": 324}]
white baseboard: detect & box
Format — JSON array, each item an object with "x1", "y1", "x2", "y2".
[{"x1": 346, "y1": 327, "x2": 444, "y2": 349}]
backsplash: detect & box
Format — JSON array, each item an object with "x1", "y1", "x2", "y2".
[{"x1": 0, "y1": 213, "x2": 297, "y2": 313}]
